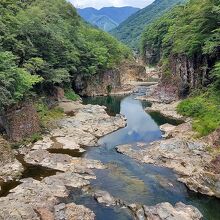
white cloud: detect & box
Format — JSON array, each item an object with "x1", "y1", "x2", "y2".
[{"x1": 69, "y1": 0, "x2": 154, "y2": 9}]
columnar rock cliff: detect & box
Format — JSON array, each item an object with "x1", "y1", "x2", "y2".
[{"x1": 168, "y1": 54, "x2": 216, "y2": 97}]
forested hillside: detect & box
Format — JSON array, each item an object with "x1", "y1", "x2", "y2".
[
  {"x1": 77, "y1": 7, "x2": 140, "y2": 32},
  {"x1": 111, "y1": 0, "x2": 185, "y2": 50},
  {"x1": 0, "y1": 0, "x2": 131, "y2": 111},
  {"x1": 141, "y1": 0, "x2": 220, "y2": 135}
]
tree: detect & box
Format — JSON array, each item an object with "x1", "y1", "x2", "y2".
[{"x1": 0, "y1": 51, "x2": 42, "y2": 110}]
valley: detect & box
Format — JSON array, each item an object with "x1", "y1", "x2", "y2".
[{"x1": 0, "y1": 0, "x2": 220, "y2": 219}]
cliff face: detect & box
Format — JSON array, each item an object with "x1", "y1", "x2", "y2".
[
  {"x1": 72, "y1": 62, "x2": 146, "y2": 96},
  {"x1": 143, "y1": 46, "x2": 161, "y2": 66},
  {"x1": 169, "y1": 54, "x2": 215, "y2": 97}
]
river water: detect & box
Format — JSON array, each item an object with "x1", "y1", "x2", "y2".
[{"x1": 77, "y1": 88, "x2": 220, "y2": 220}]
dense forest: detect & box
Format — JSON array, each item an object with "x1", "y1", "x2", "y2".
[
  {"x1": 111, "y1": 0, "x2": 185, "y2": 50},
  {"x1": 0, "y1": 0, "x2": 131, "y2": 111},
  {"x1": 141, "y1": 0, "x2": 220, "y2": 135}
]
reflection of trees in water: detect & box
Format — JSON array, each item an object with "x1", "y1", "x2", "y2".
[{"x1": 83, "y1": 96, "x2": 123, "y2": 116}]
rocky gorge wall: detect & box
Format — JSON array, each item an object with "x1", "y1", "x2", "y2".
[
  {"x1": 72, "y1": 61, "x2": 147, "y2": 96},
  {"x1": 168, "y1": 54, "x2": 216, "y2": 97},
  {"x1": 143, "y1": 46, "x2": 220, "y2": 97}
]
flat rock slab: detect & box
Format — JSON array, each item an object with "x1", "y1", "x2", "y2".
[
  {"x1": 32, "y1": 102, "x2": 125, "y2": 153},
  {"x1": 136, "y1": 84, "x2": 178, "y2": 104},
  {"x1": 117, "y1": 137, "x2": 220, "y2": 198},
  {"x1": 54, "y1": 203, "x2": 95, "y2": 220},
  {"x1": 0, "y1": 101, "x2": 126, "y2": 220},
  {"x1": 142, "y1": 202, "x2": 202, "y2": 220},
  {"x1": 24, "y1": 149, "x2": 104, "y2": 174},
  {"x1": 160, "y1": 123, "x2": 176, "y2": 138}
]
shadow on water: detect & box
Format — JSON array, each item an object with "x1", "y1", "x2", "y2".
[
  {"x1": 81, "y1": 88, "x2": 220, "y2": 220},
  {"x1": 0, "y1": 154, "x2": 60, "y2": 197},
  {"x1": 149, "y1": 111, "x2": 184, "y2": 126},
  {"x1": 83, "y1": 95, "x2": 124, "y2": 116},
  {"x1": 48, "y1": 148, "x2": 85, "y2": 158}
]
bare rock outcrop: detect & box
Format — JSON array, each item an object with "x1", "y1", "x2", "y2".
[
  {"x1": 145, "y1": 101, "x2": 184, "y2": 120},
  {"x1": 29, "y1": 101, "x2": 126, "y2": 154},
  {"x1": 0, "y1": 137, "x2": 23, "y2": 184},
  {"x1": 117, "y1": 136, "x2": 220, "y2": 198},
  {"x1": 142, "y1": 202, "x2": 203, "y2": 220}
]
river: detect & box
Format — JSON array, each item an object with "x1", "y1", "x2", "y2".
[{"x1": 71, "y1": 88, "x2": 220, "y2": 220}]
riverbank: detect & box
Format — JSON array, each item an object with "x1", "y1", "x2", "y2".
[{"x1": 117, "y1": 84, "x2": 220, "y2": 199}]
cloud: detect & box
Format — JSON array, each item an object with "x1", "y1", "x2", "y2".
[{"x1": 69, "y1": 0, "x2": 154, "y2": 9}]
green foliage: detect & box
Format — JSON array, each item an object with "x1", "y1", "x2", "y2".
[
  {"x1": 0, "y1": 51, "x2": 42, "y2": 110},
  {"x1": 0, "y1": 0, "x2": 131, "y2": 110},
  {"x1": 11, "y1": 132, "x2": 43, "y2": 149},
  {"x1": 142, "y1": 0, "x2": 220, "y2": 63},
  {"x1": 177, "y1": 89, "x2": 220, "y2": 136},
  {"x1": 106, "y1": 85, "x2": 112, "y2": 94},
  {"x1": 212, "y1": 62, "x2": 220, "y2": 89},
  {"x1": 36, "y1": 101, "x2": 64, "y2": 127},
  {"x1": 65, "y1": 89, "x2": 80, "y2": 101},
  {"x1": 111, "y1": 0, "x2": 185, "y2": 50}
]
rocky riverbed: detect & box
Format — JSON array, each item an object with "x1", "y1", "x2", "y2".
[
  {"x1": 0, "y1": 100, "x2": 126, "y2": 219},
  {"x1": 0, "y1": 96, "x2": 206, "y2": 219}
]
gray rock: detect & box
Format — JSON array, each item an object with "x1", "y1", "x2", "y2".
[
  {"x1": 94, "y1": 190, "x2": 116, "y2": 206},
  {"x1": 143, "y1": 202, "x2": 203, "y2": 220}
]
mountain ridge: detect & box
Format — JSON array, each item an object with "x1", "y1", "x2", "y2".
[{"x1": 77, "y1": 6, "x2": 140, "y2": 31}]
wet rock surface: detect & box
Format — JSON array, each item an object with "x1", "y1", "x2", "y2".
[
  {"x1": 92, "y1": 190, "x2": 203, "y2": 220},
  {"x1": 117, "y1": 127, "x2": 220, "y2": 198},
  {"x1": 93, "y1": 190, "x2": 117, "y2": 206}
]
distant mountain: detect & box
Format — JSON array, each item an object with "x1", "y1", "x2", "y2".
[
  {"x1": 110, "y1": 0, "x2": 186, "y2": 49},
  {"x1": 91, "y1": 15, "x2": 118, "y2": 32},
  {"x1": 77, "y1": 7, "x2": 140, "y2": 32}
]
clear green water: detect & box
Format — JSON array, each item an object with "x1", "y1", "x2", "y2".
[{"x1": 80, "y1": 90, "x2": 220, "y2": 220}]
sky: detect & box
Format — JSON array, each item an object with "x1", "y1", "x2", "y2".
[{"x1": 69, "y1": 0, "x2": 154, "y2": 9}]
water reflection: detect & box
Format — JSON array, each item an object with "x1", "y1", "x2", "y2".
[{"x1": 99, "y1": 96, "x2": 161, "y2": 146}]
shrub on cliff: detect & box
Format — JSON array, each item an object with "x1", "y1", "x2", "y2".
[{"x1": 212, "y1": 62, "x2": 220, "y2": 89}]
